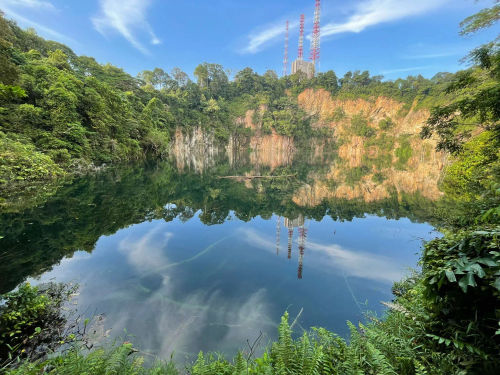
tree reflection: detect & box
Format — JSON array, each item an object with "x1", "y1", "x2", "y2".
[{"x1": 0, "y1": 160, "x2": 437, "y2": 293}]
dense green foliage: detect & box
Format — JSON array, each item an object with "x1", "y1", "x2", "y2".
[
  {"x1": 350, "y1": 113, "x2": 375, "y2": 138},
  {"x1": 422, "y1": 229, "x2": 500, "y2": 364},
  {"x1": 0, "y1": 283, "x2": 76, "y2": 365},
  {"x1": 6, "y1": 342, "x2": 180, "y2": 375}
]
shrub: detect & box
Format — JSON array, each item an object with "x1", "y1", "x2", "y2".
[
  {"x1": 0, "y1": 283, "x2": 76, "y2": 364},
  {"x1": 344, "y1": 166, "x2": 370, "y2": 186},
  {"x1": 395, "y1": 136, "x2": 413, "y2": 169},
  {"x1": 6, "y1": 343, "x2": 180, "y2": 375},
  {"x1": 0, "y1": 133, "x2": 65, "y2": 184},
  {"x1": 350, "y1": 113, "x2": 375, "y2": 138},
  {"x1": 378, "y1": 117, "x2": 394, "y2": 130},
  {"x1": 330, "y1": 107, "x2": 346, "y2": 122},
  {"x1": 422, "y1": 227, "x2": 500, "y2": 372},
  {"x1": 372, "y1": 172, "x2": 387, "y2": 184}
]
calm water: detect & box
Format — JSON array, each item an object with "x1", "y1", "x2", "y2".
[{"x1": 0, "y1": 160, "x2": 439, "y2": 359}]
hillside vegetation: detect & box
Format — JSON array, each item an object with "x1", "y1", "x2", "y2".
[{"x1": 0, "y1": 10, "x2": 467, "y2": 190}]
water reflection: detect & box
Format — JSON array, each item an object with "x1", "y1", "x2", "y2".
[
  {"x1": 0, "y1": 159, "x2": 440, "y2": 359},
  {"x1": 276, "y1": 215, "x2": 308, "y2": 279}
]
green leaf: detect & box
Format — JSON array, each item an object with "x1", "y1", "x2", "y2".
[
  {"x1": 477, "y1": 258, "x2": 499, "y2": 267},
  {"x1": 458, "y1": 276, "x2": 469, "y2": 293},
  {"x1": 466, "y1": 272, "x2": 477, "y2": 287},
  {"x1": 34, "y1": 327, "x2": 41, "y2": 334},
  {"x1": 492, "y1": 277, "x2": 500, "y2": 291},
  {"x1": 445, "y1": 269, "x2": 456, "y2": 282},
  {"x1": 470, "y1": 263, "x2": 486, "y2": 278}
]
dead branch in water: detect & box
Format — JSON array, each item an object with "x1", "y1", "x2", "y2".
[{"x1": 217, "y1": 174, "x2": 296, "y2": 180}]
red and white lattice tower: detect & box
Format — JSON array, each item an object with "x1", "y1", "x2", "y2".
[
  {"x1": 298, "y1": 14, "x2": 305, "y2": 60},
  {"x1": 276, "y1": 216, "x2": 281, "y2": 255},
  {"x1": 283, "y1": 21, "x2": 289, "y2": 77},
  {"x1": 297, "y1": 226, "x2": 307, "y2": 279},
  {"x1": 287, "y1": 228, "x2": 293, "y2": 259},
  {"x1": 309, "y1": 0, "x2": 321, "y2": 69}
]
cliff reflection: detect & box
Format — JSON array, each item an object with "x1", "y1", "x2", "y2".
[{"x1": 0, "y1": 157, "x2": 438, "y2": 293}]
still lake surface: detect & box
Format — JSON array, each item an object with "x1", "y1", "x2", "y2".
[{"x1": 0, "y1": 159, "x2": 439, "y2": 360}]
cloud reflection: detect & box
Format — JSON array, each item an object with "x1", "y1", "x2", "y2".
[
  {"x1": 87, "y1": 224, "x2": 274, "y2": 358},
  {"x1": 118, "y1": 225, "x2": 173, "y2": 273},
  {"x1": 238, "y1": 227, "x2": 405, "y2": 283}
]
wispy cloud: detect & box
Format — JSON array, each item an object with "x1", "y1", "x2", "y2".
[
  {"x1": 403, "y1": 52, "x2": 459, "y2": 59},
  {"x1": 241, "y1": 20, "x2": 297, "y2": 55},
  {"x1": 237, "y1": 227, "x2": 406, "y2": 283},
  {"x1": 241, "y1": 0, "x2": 448, "y2": 55},
  {"x1": 380, "y1": 65, "x2": 433, "y2": 74},
  {"x1": 322, "y1": 0, "x2": 448, "y2": 37},
  {"x1": 92, "y1": 0, "x2": 161, "y2": 55},
  {"x1": 0, "y1": 0, "x2": 77, "y2": 44},
  {"x1": 0, "y1": 0, "x2": 55, "y2": 11}
]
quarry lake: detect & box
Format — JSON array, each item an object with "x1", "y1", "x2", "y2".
[{"x1": 0, "y1": 159, "x2": 440, "y2": 360}]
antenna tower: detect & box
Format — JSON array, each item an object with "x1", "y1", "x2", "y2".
[
  {"x1": 310, "y1": 0, "x2": 321, "y2": 68},
  {"x1": 298, "y1": 14, "x2": 305, "y2": 60},
  {"x1": 297, "y1": 226, "x2": 307, "y2": 279},
  {"x1": 283, "y1": 21, "x2": 289, "y2": 76},
  {"x1": 276, "y1": 216, "x2": 281, "y2": 255}
]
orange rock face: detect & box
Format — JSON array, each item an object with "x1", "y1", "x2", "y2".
[
  {"x1": 171, "y1": 89, "x2": 447, "y2": 206},
  {"x1": 292, "y1": 89, "x2": 447, "y2": 206},
  {"x1": 228, "y1": 108, "x2": 296, "y2": 171}
]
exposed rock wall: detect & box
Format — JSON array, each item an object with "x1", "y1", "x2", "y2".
[
  {"x1": 227, "y1": 109, "x2": 296, "y2": 170},
  {"x1": 171, "y1": 127, "x2": 221, "y2": 173},
  {"x1": 171, "y1": 89, "x2": 447, "y2": 206},
  {"x1": 293, "y1": 89, "x2": 447, "y2": 205}
]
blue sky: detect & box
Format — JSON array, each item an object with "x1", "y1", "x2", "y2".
[{"x1": 0, "y1": 0, "x2": 497, "y2": 80}]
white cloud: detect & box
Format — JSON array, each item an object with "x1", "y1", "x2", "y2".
[
  {"x1": 380, "y1": 65, "x2": 433, "y2": 74},
  {"x1": 0, "y1": 0, "x2": 77, "y2": 45},
  {"x1": 0, "y1": 0, "x2": 55, "y2": 11},
  {"x1": 322, "y1": 0, "x2": 448, "y2": 37},
  {"x1": 238, "y1": 227, "x2": 407, "y2": 283},
  {"x1": 306, "y1": 241, "x2": 406, "y2": 283},
  {"x1": 119, "y1": 226, "x2": 173, "y2": 273},
  {"x1": 241, "y1": 20, "x2": 297, "y2": 55},
  {"x1": 92, "y1": 0, "x2": 161, "y2": 55},
  {"x1": 403, "y1": 52, "x2": 458, "y2": 59},
  {"x1": 241, "y1": 0, "x2": 448, "y2": 55}
]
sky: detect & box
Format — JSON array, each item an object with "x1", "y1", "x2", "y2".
[{"x1": 0, "y1": 0, "x2": 497, "y2": 80}]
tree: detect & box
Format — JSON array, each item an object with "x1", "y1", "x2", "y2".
[
  {"x1": 421, "y1": 3, "x2": 499, "y2": 153},
  {"x1": 194, "y1": 63, "x2": 229, "y2": 98},
  {"x1": 234, "y1": 67, "x2": 263, "y2": 95},
  {"x1": 460, "y1": 1, "x2": 500, "y2": 35},
  {"x1": 194, "y1": 64, "x2": 209, "y2": 88},
  {"x1": 47, "y1": 50, "x2": 70, "y2": 71},
  {"x1": 314, "y1": 70, "x2": 339, "y2": 93},
  {"x1": 171, "y1": 67, "x2": 190, "y2": 88}
]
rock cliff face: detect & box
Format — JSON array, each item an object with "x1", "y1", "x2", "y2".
[
  {"x1": 171, "y1": 127, "x2": 222, "y2": 173},
  {"x1": 170, "y1": 89, "x2": 447, "y2": 205},
  {"x1": 171, "y1": 116, "x2": 296, "y2": 173},
  {"x1": 233, "y1": 109, "x2": 295, "y2": 170},
  {"x1": 293, "y1": 89, "x2": 447, "y2": 205}
]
